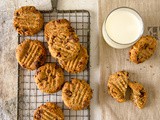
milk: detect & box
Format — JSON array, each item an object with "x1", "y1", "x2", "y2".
[{"x1": 102, "y1": 7, "x2": 143, "y2": 49}]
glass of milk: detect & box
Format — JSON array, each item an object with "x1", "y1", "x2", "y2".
[{"x1": 102, "y1": 7, "x2": 144, "y2": 49}]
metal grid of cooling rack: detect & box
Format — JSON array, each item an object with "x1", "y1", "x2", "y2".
[{"x1": 17, "y1": 10, "x2": 90, "y2": 120}]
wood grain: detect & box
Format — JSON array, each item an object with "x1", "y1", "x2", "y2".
[{"x1": 99, "y1": 0, "x2": 160, "y2": 120}]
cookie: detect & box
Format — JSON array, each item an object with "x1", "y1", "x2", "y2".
[
  {"x1": 14, "y1": 6, "x2": 44, "y2": 36},
  {"x1": 58, "y1": 45, "x2": 88, "y2": 73},
  {"x1": 129, "y1": 81, "x2": 147, "y2": 109},
  {"x1": 62, "y1": 78, "x2": 92, "y2": 110},
  {"x1": 45, "y1": 19, "x2": 80, "y2": 60},
  {"x1": 16, "y1": 39, "x2": 46, "y2": 70},
  {"x1": 107, "y1": 71, "x2": 129, "y2": 102},
  {"x1": 34, "y1": 63, "x2": 64, "y2": 93},
  {"x1": 129, "y1": 35, "x2": 157, "y2": 64},
  {"x1": 44, "y1": 19, "x2": 73, "y2": 41},
  {"x1": 34, "y1": 102, "x2": 64, "y2": 120}
]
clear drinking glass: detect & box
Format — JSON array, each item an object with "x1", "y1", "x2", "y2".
[{"x1": 102, "y1": 7, "x2": 144, "y2": 49}]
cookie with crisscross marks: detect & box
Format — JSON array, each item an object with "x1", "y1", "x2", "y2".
[
  {"x1": 44, "y1": 19, "x2": 73, "y2": 41},
  {"x1": 58, "y1": 45, "x2": 88, "y2": 73},
  {"x1": 34, "y1": 63, "x2": 64, "y2": 93},
  {"x1": 107, "y1": 71, "x2": 129, "y2": 102},
  {"x1": 129, "y1": 35, "x2": 157, "y2": 64},
  {"x1": 45, "y1": 19, "x2": 80, "y2": 60},
  {"x1": 62, "y1": 78, "x2": 93, "y2": 110},
  {"x1": 14, "y1": 6, "x2": 44, "y2": 36},
  {"x1": 34, "y1": 102, "x2": 64, "y2": 120},
  {"x1": 16, "y1": 39, "x2": 46, "y2": 70},
  {"x1": 129, "y1": 81, "x2": 147, "y2": 109}
]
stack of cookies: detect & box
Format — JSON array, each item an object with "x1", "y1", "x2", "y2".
[
  {"x1": 14, "y1": 6, "x2": 92, "y2": 119},
  {"x1": 44, "y1": 19, "x2": 89, "y2": 73}
]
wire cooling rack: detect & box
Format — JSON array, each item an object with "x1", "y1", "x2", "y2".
[{"x1": 17, "y1": 10, "x2": 90, "y2": 120}]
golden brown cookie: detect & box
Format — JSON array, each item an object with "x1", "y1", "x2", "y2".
[
  {"x1": 16, "y1": 39, "x2": 46, "y2": 70},
  {"x1": 58, "y1": 45, "x2": 88, "y2": 73},
  {"x1": 107, "y1": 71, "x2": 129, "y2": 102},
  {"x1": 34, "y1": 102, "x2": 64, "y2": 120},
  {"x1": 44, "y1": 19, "x2": 73, "y2": 41},
  {"x1": 129, "y1": 81, "x2": 147, "y2": 109},
  {"x1": 34, "y1": 63, "x2": 64, "y2": 93},
  {"x1": 45, "y1": 19, "x2": 80, "y2": 60},
  {"x1": 129, "y1": 35, "x2": 157, "y2": 64},
  {"x1": 14, "y1": 6, "x2": 44, "y2": 36},
  {"x1": 62, "y1": 78, "x2": 92, "y2": 110}
]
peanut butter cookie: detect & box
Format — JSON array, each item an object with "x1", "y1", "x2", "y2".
[
  {"x1": 62, "y1": 78, "x2": 93, "y2": 110},
  {"x1": 58, "y1": 45, "x2": 88, "y2": 73},
  {"x1": 45, "y1": 19, "x2": 80, "y2": 60},
  {"x1": 34, "y1": 63, "x2": 64, "y2": 93},
  {"x1": 34, "y1": 102, "x2": 64, "y2": 120},
  {"x1": 44, "y1": 19, "x2": 73, "y2": 41},
  {"x1": 129, "y1": 35, "x2": 157, "y2": 64},
  {"x1": 107, "y1": 71, "x2": 129, "y2": 102},
  {"x1": 14, "y1": 6, "x2": 44, "y2": 36},
  {"x1": 16, "y1": 39, "x2": 46, "y2": 70},
  {"x1": 129, "y1": 81, "x2": 147, "y2": 109}
]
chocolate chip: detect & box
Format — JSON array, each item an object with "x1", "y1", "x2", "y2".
[
  {"x1": 129, "y1": 52, "x2": 131, "y2": 56},
  {"x1": 126, "y1": 72, "x2": 129, "y2": 77},
  {"x1": 83, "y1": 100, "x2": 89, "y2": 107},
  {"x1": 34, "y1": 61, "x2": 41, "y2": 68},
  {"x1": 107, "y1": 86, "x2": 110, "y2": 90},
  {"x1": 39, "y1": 83, "x2": 43, "y2": 86},
  {"x1": 21, "y1": 64, "x2": 26, "y2": 68},
  {"x1": 143, "y1": 43, "x2": 149, "y2": 49},
  {"x1": 75, "y1": 38, "x2": 79, "y2": 42},
  {"x1": 24, "y1": 55, "x2": 27, "y2": 58},
  {"x1": 16, "y1": 12, "x2": 20, "y2": 16},
  {"x1": 35, "y1": 114, "x2": 41, "y2": 119},
  {"x1": 42, "y1": 77, "x2": 48, "y2": 81},
  {"x1": 60, "y1": 40, "x2": 63, "y2": 43},
  {"x1": 57, "y1": 19, "x2": 61, "y2": 23},
  {"x1": 52, "y1": 75, "x2": 56, "y2": 79},
  {"x1": 63, "y1": 35, "x2": 66, "y2": 38},
  {"x1": 56, "y1": 86, "x2": 60, "y2": 91},
  {"x1": 66, "y1": 46, "x2": 70, "y2": 50},
  {"x1": 69, "y1": 28, "x2": 74, "y2": 32},
  {"x1": 50, "y1": 43, "x2": 53, "y2": 46},
  {"x1": 65, "y1": 90, "x2": 72, "y2": 97},
  {"x1": 22, "y1": 28, "x2": 27, "y2": 32},
  {"x1": 66, "y1": 39, "x2": 69, "y2": 43},
  {"x1": 51, "y1": 36, "x2": 56, "y2": 40},
  {"x1": 39, "y1": 55, "x2": 44, "y2": 60},
  {"x1": 56, "y1": 52, "x2": 61, "y2": 57},
  {"x1": 15, "y1": 25, "x2": 19, "y2": 29},
  {"x1": 140, "y1": 90, "x2": 145, "y2": 97},
  {"x1": 47, "y1": 69, "x2": 51, "y2": 73}
]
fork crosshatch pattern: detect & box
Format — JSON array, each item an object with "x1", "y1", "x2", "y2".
[{"x1": 17, "y1": 10, "x2": 90, "y2": 120}]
